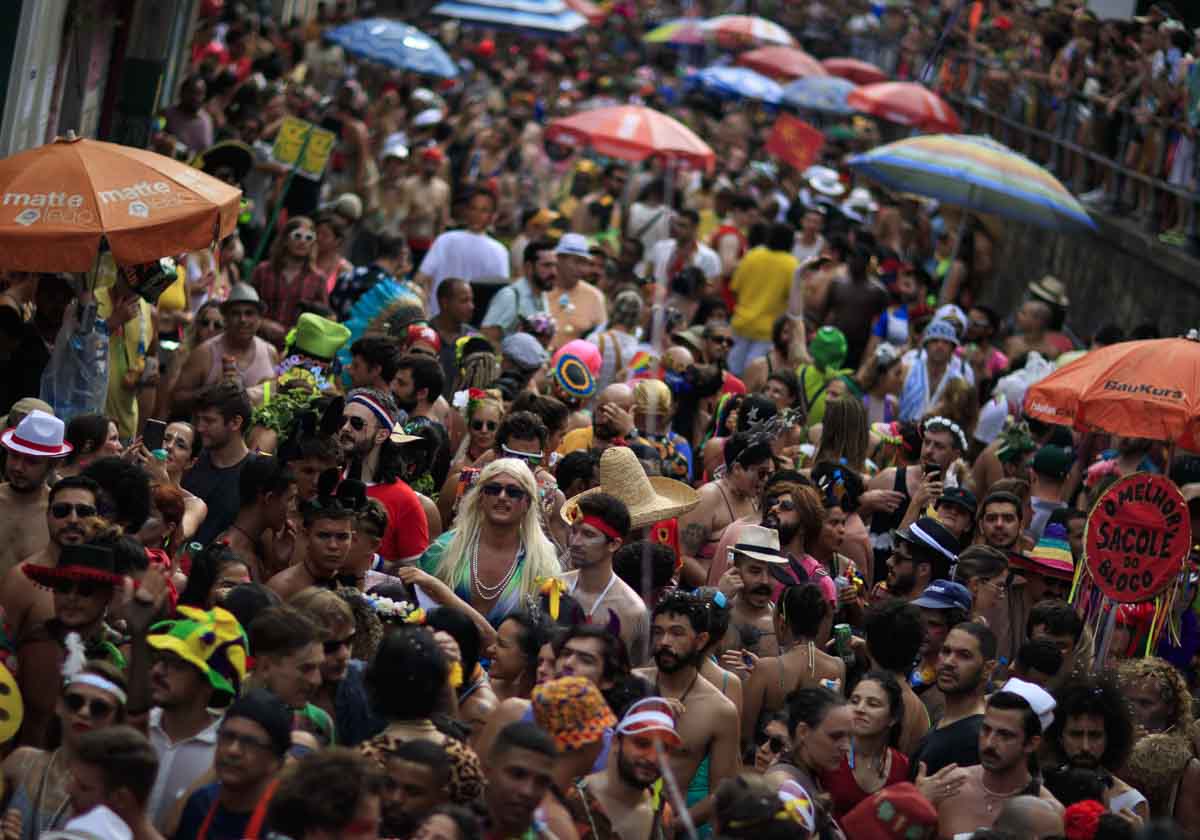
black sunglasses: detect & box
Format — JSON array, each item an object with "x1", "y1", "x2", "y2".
[
  {"x1": 341, "y1": 415, "x2": 370, "y2": 432},
  {"x1": 50, "y1": 578, "x2": 108, "y2": 597},
  {"x1": 323, "y1": 634, "x2": 356, "y2": 654},
  {"x1": 708, "y1": 336, "x2": 735, "y2": 347},
  {"x1": 756, "y1": 733, "x2": 788, "y2": 753},
  {"x1": 471, "y1": 419, "x2": 498, "y2": 432},
  {"x1": 50, "y1": 503, "x2": 97, "y2": 520},
  {"x1": 64, "y1": 692, "x2": 115, "y2": 719},
  {"x1": 481, "y1": 483, "x2": 529, "y2": 501}
]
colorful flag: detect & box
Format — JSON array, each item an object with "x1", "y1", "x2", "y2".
[{"x1": 765, "y1": 115, "x2": 825, "y2": 172}]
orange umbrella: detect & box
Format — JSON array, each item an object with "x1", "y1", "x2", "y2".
[
  {"x1": 0, "y1": 134, "x2": 241, "y2": 272},
  {"x1": 822, "y1": 57, "x2": 888, "y2": 85},
  {"x1": 847, "y1": 82, "x2": 961, "y2": 133},
  {"x1": 737, "y1": 46, "x2": 828, "y2": 80},
  {"x1": 1024, "y1": 337, "x2": 1200, "y2": 449},
  {"x1": 545, "y1": 105, "x2": 715, "y2": 172}
]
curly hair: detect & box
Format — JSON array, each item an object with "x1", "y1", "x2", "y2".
[{"x1": 1117, "y1": 656, "x2": 1192, "y2": 733}]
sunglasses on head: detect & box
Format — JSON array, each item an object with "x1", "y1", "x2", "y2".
[
  {"x1": 49, "y1": 578, "x2": 108, "y2": 597},
  {"x1": 481, "y1": 483, "x2": 529, "y2": 501},
  {"x1": 756, "y1": 733, "x2": 788, "y2": 753},
  {"x1": 64, "y1": 692, "x2": 115, "y2": 719},
  {"x1": 50, "y1": 503, "x2": 97, "y2": 520},
  {"x1": 471, "y1": 419, "x2": 498, "y2": 432},
  {"x1": 341, "y1": 415, "x2": 370, "y2": 432},
  {"x1": 289, "y1": 229, "x2": 316, "y2": 243}
]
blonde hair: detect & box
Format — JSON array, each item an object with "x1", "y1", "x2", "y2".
[
  {"x1": 814, "y1": 396, "x2": 869, "y2": 474},
  {"x1": 434, "y1": 458, "x2": 560, "y2": 600},
  {"x1": 925, "y1": 378, "x2": 979, "y2": 440}
]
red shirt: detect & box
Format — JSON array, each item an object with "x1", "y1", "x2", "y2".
[
  {"x1": 366, "y1": 480, "x2": 430, "y2": 563},
  {"x1": 251, "y1": 263, "x2": 328, "y2": 328},
  {"x1": 821, "y1": 749, "x2": 911, "y2": 818}
]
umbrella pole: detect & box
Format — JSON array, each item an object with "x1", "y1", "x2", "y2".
[
  {"x1": 938, "y1": 184, "x2": 972, "y2": 308},
  {"x1": 245, "y1": 128, "x2": 314, "y2": 277},
  {"x1": 651, "y1": 160, "x2": 676, "y2": 353}
]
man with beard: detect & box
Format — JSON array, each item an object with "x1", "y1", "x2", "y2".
[
  {"x1": 909, "y1": 580, "x2": 972, "y2": 722},
  {"x1": 1, "y1": 475, "x2": 98, "y2": 643},
  {"x1": 345, "y1": 336, "x2": 401, "y2": 393},
  {"x1": 376, "y1": 738, "x2": 453, "y2": 837},
  {"x1": 634, "y1": 590, "x2": 738, "y2": 831},
  {"x1": 391, "y1": 353, "x2": 445, "y2": 428},
  {"x1": 0, "y1": 410, "x2": 72, "y2": 575},
  {"x1": 340, "y1": 388, "x2": 429, "y2": 565},
  {"x1": 564, "y1": 697, "x2": 679, "y2": 839},
  {"x1": 910, "y1": 621, "x2": 996, "y2": 776},
  {"x1": 1044, "y1": 677, "x2": 1148, "y2": 820},
  {"x1": 722, "y1": 525, "x2": 787, "y2": 658},
  {"x1": 699, "y1": 321, "x2": 746, "y2": 396},
  {"x1": 872, "y1": 516, "x2": 960, "y2": 604},
  {"x1": 485, "y1": 722, "x2": 559, "y2": 840},
  {"x1": 928, "y1": 682, "x2": 1063, "y2": 838},
  {"x1": 162, "y1": 75, "x2": 213, "y2": 155},
  {"x1": 182, "y1": 382, "x2": 254, "y2": 546},
  {"x1": 559, "y1": 493, "x2": 649, "y2": 666},
  {"x1": 217, "y1": 456, "x2": 296, "y2": 583},
  {"x1": 482, "y1": 239, "x2": 556, "y2": 346}
]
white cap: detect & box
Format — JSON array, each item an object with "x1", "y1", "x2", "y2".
[
  {"x1": 1000, "y1": 676, "x2": 1056, "y2": 733},
  {"x1": 42, "y1": 806, "x2": 133, "y2": 840},
  {"x1": 413, "y1": 108, "x2": 443, "y2": 127}
]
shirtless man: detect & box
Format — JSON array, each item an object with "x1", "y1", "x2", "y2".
[
  {"x1": 1004, "y1": 300, "x2": 1062, "y2": 361},
  {"x1": 0, "y1": 410, "x2": 72, "y2": 576},
  {"x1": 0, "y1": 475, "x2": 98, "y2": 645},
  {"x1": 403, "y1": 147, "x2": 451, "y2": 265},
  {"x1": 923, "y1": 688, "x2": 1063, "y2": 839},
  {"x1": 679, "y1": 433, "x2": 772, "y2": 588},
  {"x1": 560, "y1": 494, "x2": 650, "y2": 666},
  {"x1": 217, "y1": 456, "x2": 297, "y2": 582},
  {"x1": 266, "y1": 499, "x2": 353, "y2": 600},
  {"x1": 634, "y1": 590, "x2": 739, "y2": 830}
]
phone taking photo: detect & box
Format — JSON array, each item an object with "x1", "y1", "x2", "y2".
[{"x1": 143, "y1": 418, "x2": 167, "y2": 452}]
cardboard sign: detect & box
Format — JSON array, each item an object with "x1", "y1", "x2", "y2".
[
  {"x1": 764, "y1": 115, "x2": 825, "y2": 173},
  {"x1": 1085, "y1": 472, "x2": 1190, "y2": 603},
  {"x1": 270, "y1": 116, "x2": 336, "y2": 181}
]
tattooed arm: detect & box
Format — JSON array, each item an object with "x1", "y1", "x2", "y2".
[{"x1": 678, "y1": 486, "x2": 718, "y2": 588}]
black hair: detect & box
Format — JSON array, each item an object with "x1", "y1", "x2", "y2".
[
  {"x1": 725, "y1": 431, "x2": 774, "y2": 471},
  {"x1": 736, "y1": 395, "x2": 778, "y2": 433},
  {"x1": 496, "y1": 410, "x2": 547, "y2": 450},
  {"x1": 499, "y1": 609, "x2": 550, "y2": 675},
  {"x1": 424, "y1": 607, "x2": 482, "y2": 686},
  {"x1": 422, "y1": 805, "x2": 480, "y2": 839},
  {"x1": 676, "y1": 207, "x2": 700, "y2": 226},
  {"x1": 48, "y1": 475, "x2": 101, "y2": 506},
  {"x1": 953, "y1": 620, "x2": 998, "y2": 661},
  {"x1": 80, "y1": 457, "x2": 152, "y2": 532},
  {"x1": 765, "y1": 222, "x2": 795, "y2": 253},
  {"x1": 694, "y1": 586, "x2": 733, "y2": 649},
  {"x1": 849, "y1": 671, "x2": 904, "y2": 748},
  {"x1": 366, "y1": 625, "x2": 449, "y2": 722},
  {"x1": 178, "y1": 543, "x2": 250, "y2": 608},
  {"x1": 575, "y1": 492, "x2": 631, "y2": 541},
  {"x1": 193, "y1": 380, "x2": 253, "y2": 431},
  {"x1": 63, "y1": 414, "x2": 111, "y2": 465},
  {"x1": 389, "y1": 736, "x2": 452, "y2": 779},
  {"x1": 1027, "y1": 600, "x2": 1084, "y2": 643},
  {"x1": 787, "y1": 686, "x2": 846, "y2": 736},
  {"x1": 435, "y1": 277, "x2": 469, "y2": 304},
  {"x1": 1015, "y1": 638, "x2": 1064, "y2": 680},
  {"x1": 523, "y1": 238, "x2": 557, "y2": 269},
  {"x1": 510, "y1": 393, "x2": 569, "y2": 438},
  {"x1": 810, "y1": 461, "x2": 864, "y2": 514},
  {"x1": 267, "y1": 748, "x2": 387, "y2": 837},
  {"x1": 553, "y1": 624, "x2": 631, "y2": 683},
  {"x1": 988, "y1": 689, "x2": 1043, "y2": 739},
  {"x1": 652, "y1": 589, "x2": 709, "y2": 635},
  {"x1": 766, "y1": 370, "x2": 801, "y2": 405},
  {"x1": 237, "y1": 455, "x2": 295, "y2": 510},
  {"x1": 1042, "y1": 764, "x2": 1108, "y2": 808},
  {"x1": 614, "y1": 541, "x2": 677, "y2": 596},
  {"x1": 864, "y1": 599, "x2": 924, "y2": 673},
  {"x1": 555, "y1": 450, "x2": 598, "y2": 493},
  {"x1": 1047, "y1": 507, "x2": 1086, "y2": 530},
  {"x1": 397, "y1": 353, "x2": 446, "y2": 405},
  {"x1": 1046, "y1": 677, "x2": 1134, "y2": 770},
  {"x1": 220, "y1": 582, "x2": 280, "y2": 631},
  {"x1": 74, "y1": 726, "x2": 159, "y2": 806},
  {"x1": 492, "y1": 720, "x2": 558, "y2": 761},
  {"x1": 350, "y1": 336, "x2": 402, "y2": 383},
  {"x1": 376, "y1": 234, "x2": 408, "y2": 261},
  {"x1": 1093, "y1": 323, "x2": 1125, "y2": 346},
  {"x1": 778, "y1": 584, "x2": 829, "y2": 640}
]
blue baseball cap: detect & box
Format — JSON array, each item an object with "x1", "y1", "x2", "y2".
[{"x1": 912, "y1": 579, "x2": 972, "y2": 612}]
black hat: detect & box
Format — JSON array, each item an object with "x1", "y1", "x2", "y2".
[
  {"x1": 24, "y1": 544, "x2": 122, "y2": 590},
  {"x1": 193, "y1": 140, "x2": 255, "y2": 184},
  {"x1": 936, "y1": 486, "x2": 977, "y2": 517},
  {"x1": 223, "y1": 689, "x2": 293, "y2": 757},
  {"x1": 894, "y1": 516, "x2": 961, "y2": 573}
]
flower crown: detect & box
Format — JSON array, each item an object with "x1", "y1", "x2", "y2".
[
  {"x1": 923, "y1": 415, "x2": 968, "y2": 451},
  {"x1": 367, "y1": 595, "x2": 425, "y2": 626}
]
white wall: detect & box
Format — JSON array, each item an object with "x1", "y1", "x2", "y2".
[{"x1": 0, "y1": 0, "x2": 72, "y2": 156}]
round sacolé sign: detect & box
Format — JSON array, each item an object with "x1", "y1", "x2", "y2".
[{"x1": 1085, "y1": 472, "x2": 1191, "y2": 603}]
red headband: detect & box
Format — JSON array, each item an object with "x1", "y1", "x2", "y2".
[{"x1": 580, "y1": 514, "x2": 621, "y2": 541}]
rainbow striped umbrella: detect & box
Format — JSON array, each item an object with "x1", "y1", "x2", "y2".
[
  {"x1": 644, "y1": 17, "x2": 707, "y2": 45},
  {"x1": 848, "y1": 134, "x2": 1095, "y2": 232}
]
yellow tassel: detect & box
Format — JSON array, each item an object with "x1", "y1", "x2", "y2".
[
  {"x1": 448, "y1": 661, "x2": 464, "y2": 689},
  {"x1": 537, "y1": 577, "x2": 566, "y2": 621}
]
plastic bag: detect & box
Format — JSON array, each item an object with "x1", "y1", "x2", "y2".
[{"x1": 40, "y1": 298, "x2": 109, "y2": 423}]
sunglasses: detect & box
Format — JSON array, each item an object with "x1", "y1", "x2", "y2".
[
  {"x1": 323, "y1": 633, "x2": 356, "y2": 654},
  {"x1": 341, "y1": 415, "x2": 370, "y2": 432},
  {"x1": 756, "y1": 733, "x2": 788, "y2": 753},
  {"x1": 289, "y1": 229, "x2": 316, "y2": 243},
  {"x1": 198, "y1": 318, "x2": 224, "y2": 329},
  {"x1": 481, "y1": 483, "x2": 529, "y2": 501},
  {"x1": 50, "y1": 503, "x2": 97, "y2": 520},
  {"x1": 64, "y1": 692, "x2": 115, "y2": 719},
  {"x1": 49, "y1": 578, "x2": 109, "y2": 597},
  {"x1": 708, "y1": 336, "x2": 735, "y2": 347},
  {"x1": 471, "y1": 419, "x2": 498, "y2": 432}
]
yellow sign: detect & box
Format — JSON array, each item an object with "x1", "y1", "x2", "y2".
[{"x1": 271, "y1": 116, "x2": 336, "y2": 181}]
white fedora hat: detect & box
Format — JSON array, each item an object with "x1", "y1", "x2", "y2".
[
  {"x1": 1, "y1": 409, "x2": 72, "y2": 458},
  {"x1": 728, "y1": 523, "x2": 788, "y2": 565}
]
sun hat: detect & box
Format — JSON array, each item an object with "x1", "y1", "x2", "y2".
[
  {"x1": 528, "y1": 208, "x2": 559, "y2": 228},
  {"x1": 1029, "y1": 274, "x2": 1069, "y2": 307},
  {"x1": 922, "y1": 318, "x2": 960, "y2": 347},
  {"x1": 192, "y1": 140, "x2": 254, "y2": 183},
  {"x1": 381, "y1": 140, "x2": 409, "y2": 161},
  {"x1": 1019, "y1": 522, "x2": 1075, "y2": 581},
  {"x1": 221, "y1": 283, "x2": 265, "y2": 312},
  {"x1": 840, "y1": 782, "x2": 938, "y2": 840},
  {"x1": 148, "y1": 605, "x2": 248, "y2": 699},
  {"x1": 729, "y1": 523, "x2": 788, "y2": 566},
  {"x1": 912, "y1": 579, "x2": 973, "y2": 612},
  {"x1": 616, "y1": 697, "x2": 681, "y2": 747},
  {"x1": 634, "y1": 380, "x2": 673, "y2": 416},
  {"x1": 2, "y1": 397, "x2": 53, "y2": 429},
  {"x1": 810, "y1": 326, "x2": 848, "y2": 371},
  {"x1": 24, "y1": 544, "x2": 123, "y2": 590},
  {"x1": 1000, "y1": 676, "x2": 1056, "y2": 732},
  {"x1": 532, "y1": 675, "x2": 617, "y2": 752},
  {"x1": 1, "y1": 409, "x2": 72, "y2": 458},
  {"x1": 326, "y1": 192, "x2": 363, "y2": 223},
  {"x1": 224, "y1": 688, "x2": 293, "y2": 758},
  {"x1": 562, "y1": 446, "x2": 700, "y2": 529},
  {"x1": 804, "y1": 165, "x2": 846, "y2": 198},
  {"x1": 286, "y1": 312, "x2": 351, "y2": 362},
  {"x1": 501, "y1": 332, "x2": 548, "y2": 371},
  {"x1": 41, "y1": 806, "x2": 133, "y2": 840}
]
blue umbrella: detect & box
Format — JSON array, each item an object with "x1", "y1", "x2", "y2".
[
  {"x1": 325, "y1": 19, "x2": 459, "y2": 78},
  {"x1": 432, "y1": 0, "x2": 587, "y2": 35},
  {"x1": 687, "y1": 66, "x2": 782, "y2": 105},
  {"x1": 781, "y1": 76, "x2": 858, "y2": 115}
]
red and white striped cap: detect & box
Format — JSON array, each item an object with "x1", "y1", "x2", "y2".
[{"x1": 616, "y1": 697, "x2": 681, "y2": 747}]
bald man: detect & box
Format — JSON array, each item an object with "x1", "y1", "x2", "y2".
[
  {"x1": 557, "y1": 383, "x2": 635, "y2": 456},
  {"x1": 1004, "y1": 300, "x2": 1060, "y2": 361},
  {"x1": 993, "y1": 796, "x2": 1065, "y2": 840}
]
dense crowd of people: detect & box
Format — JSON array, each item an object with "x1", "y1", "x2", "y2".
[{"x1": 0, "y1": 0, "x2": 1199, "y2": 839}]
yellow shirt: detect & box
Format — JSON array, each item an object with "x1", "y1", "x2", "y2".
[
  {"x1": 730, "y1": 246, "x2": 799, "y2": 341},
  {"x1": 557, "y1": 426, "x2": 594, "y2": 456},
  {"x1": 97, "y1": 287, "x2": 156, "y2": 439}
]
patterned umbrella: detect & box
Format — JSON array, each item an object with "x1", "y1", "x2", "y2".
[
  {"x1": 822, "y1": 57, "x2": 889, "y2": 85},
  {"x1": 688, "y1": 66, "x2": 783, "y2": 105},
  {"x1": 703, "y1": 15, "x2": 796, "y2": 48},
  {"x1": 782, "y1": 76, "x2": 858, "y2": 114},
  {"x1": 737, "y1": 46, "x2": 827, "y2": 80},
  {"x1": 848, "y1": 134, "x2": 1096, "y2": 232},
  {"x1": 545, "y1": 105, "x2": 715, "y2": 171},
  {"x1": 644, "y1": 17, "x2": 707, "y2": 45},
  {"x1": 847, "y1": 82, "x2": 961, "y2": 133},
  {"x1": 325, "y1": 18, "x2": 459, "y2": 77}
]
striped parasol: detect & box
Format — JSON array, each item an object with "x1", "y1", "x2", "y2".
[
  {"x1": 848, "y1": 134, "x2": 1096, "y2": 232},
  {"x1": 702, "y1": 15, "x2": 796, "y2": 47}
]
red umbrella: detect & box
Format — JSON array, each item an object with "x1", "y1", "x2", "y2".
[
  {"x1": 822, "y1": 57, "x2": 889, "y2": 85},
  {"x1": 545, "y1": 105, "x2": 716, "y2": 171},
  {"x1": 737, "y1": 46, "x2": 828, "y2": 80},
  {"x1": 847, "y1": 82, "x2": 961, "y2": 133}
]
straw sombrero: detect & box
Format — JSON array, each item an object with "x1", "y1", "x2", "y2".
[{"x1": 561, "y1": 446, "x2": 699, "y2": 529}]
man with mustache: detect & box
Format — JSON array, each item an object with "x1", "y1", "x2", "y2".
[
  {"x1": 1044, "y1": 678, "x2": 1149, "y2": 820},
  {"x1": 929, "y1": 680, "x2": 1063, "y2": 839},
  {"x1": 558, "y1": 493, "x2": 649, "y2": 666},
  {"x1": 564, "y1": 697, "x2": 680, "y2": 839},
  {"x1": 0, "y1": 410, "x2": 72, "y2": 576},
  {"x1": 634, "y1": 590, "x2": 738, "y2": 832},
  {"x1": 1, "y1": 475, "x2": 99, "y2": 644},
  {"x1": 722, "y1": 524, "x2": 789, "y2": 659}
]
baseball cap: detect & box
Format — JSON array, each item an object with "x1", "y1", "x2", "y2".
[
  {"x1": 912, "y1": 579, "x2": 973, "y2": 612},
  {"x1": 936, "y1": 486, "x2": 977, "y2": 518}
]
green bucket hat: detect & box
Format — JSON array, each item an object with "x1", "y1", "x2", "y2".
[
  {"x1": 148, "y1": 605, "x2": 249, "y2": 698},
  {"x1": 286, "y1": 313, "x2": 352, "y2": 362},
  {"x1": 810, "y1": 326, "x2": 848, "y2": 371}
]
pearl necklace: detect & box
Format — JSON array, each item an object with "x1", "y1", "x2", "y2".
[{"x1": 471, "y1": 536, "x2": 520, "y2": 600}]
